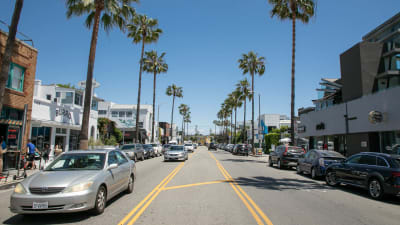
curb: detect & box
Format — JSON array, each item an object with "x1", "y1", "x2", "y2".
[{"x1": 0, "y1": 180, "x2": 19, "y2": 190}]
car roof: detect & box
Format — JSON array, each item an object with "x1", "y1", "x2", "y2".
[
  {"x1": 358, "y1": 152, "x2": 394, "y2": 158},
  {"x1": 64, "y1": 149, "x2": 115, "y2": 154}
]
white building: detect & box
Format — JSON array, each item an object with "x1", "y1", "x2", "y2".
[
  {"x1": 30, "y1": 80, "x2": 99, "y2": 155},
  {"x1": 97, "y1": 101, "x2": 155, "y2": 143}
]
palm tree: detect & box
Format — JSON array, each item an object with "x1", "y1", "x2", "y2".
[
  {"x1": 236, "y1": 78, "x2": 252, "y2": 144},
  {"x1": 212, "y1": 120, "x2": 218, "y2": 139},
  {"x1": 127, "y1": 14, "x2": 162, "y2": 143},
  {"x1": 184, "y1": 112, "x2": 191, "y2": 137},
  {"x1": 225, "y1": 96, "x2": 234, "y2": 144},
  {"x1": 268, "y1": 0, "x2": 315, "y2": 145},
  {"x1": 238, "y1": 51, "x2": 265, "y2": 154},
  {"x1": 143, "y1": 50, "x2": 168, "y2": 143},
  {"x1": 66, "y1": 0, "x2": 136, "y2": 149},
  {"x1": 178, "y1": 104, "x2": 189, "y2": 143},
  {"x1": 0, "y1": 0, "x2": 24, "y2": 116},
  {"x1": 231, "y1": 90, "x2": 242, "y2": 144},
  {"x1": 166, "y1": 84, "x2": 183, "y2": 141}
]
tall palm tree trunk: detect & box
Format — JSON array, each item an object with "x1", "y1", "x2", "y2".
[
  {"x1": 230, "y1": 112, "x2": 233, "y2": 144},
  {"x1": 80, "y1": 5, "x2": 102, "y2": 150},
  {"x1": 234, "y1": 107, "x2": 237, "y2": 144},
  {"x1": 170, "y1": 95, "x2": 175, "y2": 141},
  {"x1": 151, "y1": 71, "x2": 156, "y2": 143},
  {"x1": 182, "y1": 116, "x2": 184, "y2": 143},
  {"x1": 243, "y1": 100, "x2": 246, "y2": 143},
  {"x1": 251, "y1": 73, "x2": 255, "y2": 154},
  {"x1": 0, "y1": 0, "x2": 24, "y2": 115},
  {"x1": 135, "y1": 38, "x2": 145, "y2": 143},
  {"x1": 290, "y1": 3, "x2": 296, "y2": 146}
]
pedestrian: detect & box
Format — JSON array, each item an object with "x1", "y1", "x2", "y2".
[
  {"x1": 54, "y1": 144, "x2": 62, "y2": 157},
  {"x1": 0, "y1": 136, "x2": 7, "y2": 174},
  {"x1": 25, "y1": 139, "x2": 38, "y2": 170},
  {"x1": 41, "y1": 144, "x2": 51, "y2": 166}
]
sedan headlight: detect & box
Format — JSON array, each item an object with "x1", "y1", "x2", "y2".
[
  {"x1": 14, "y1": 183, "x2": 27, "y2": 194},
  {"x1": 63, "y1": 181, "x2": 93, "y2": 193}
]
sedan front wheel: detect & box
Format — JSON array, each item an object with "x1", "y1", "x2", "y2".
[
  {"x1": 93, "y1": 186, "x2": 107, "y2": 215},
  {"x1": 325, "y1": 171, "x2": 339, "y2": 186},
  {"x1": 369, "y1": 178, "x2": 384, "y2": 199}
]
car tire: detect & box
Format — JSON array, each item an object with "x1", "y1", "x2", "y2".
[
  {"x1": 93, "y1": 186, "x2": 107, "y2": 215},
  {"x1": 325, "y1": 171, "x2": 339, "y2": 186},
  {"x1": 311, "y1": 167, "x2": 317, "y2": 179},
  {"x1": 277, "y1": 159, "x2": 283, "y2": 169},
  {"x1": 368, "y1": 178, "x2": 384, "y2": 200},
  {"x1": 268, "y1": 158, "x2": 273, "y2": 167},
  {"x1": 296, "y1": 164, "x2": 302, "y2": 174},
  {"x1": 126, "y1": 175, "x2": 134, "y2": 194}
]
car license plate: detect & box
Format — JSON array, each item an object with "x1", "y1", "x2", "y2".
[{"x1": 33, "y1": 202, "x2": 48, "y2": 209}]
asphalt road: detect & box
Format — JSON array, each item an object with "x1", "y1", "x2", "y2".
[{"x1": 1, "y1": 146, "x2": 400, "y2": 225}]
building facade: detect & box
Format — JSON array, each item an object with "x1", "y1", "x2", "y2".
[
  {"x1": 298, "y1": 13, "x2": 400, "y2": 156},
  {"x1": 30, "y1": 81, "x2": 99, "y2": 156},
  {"x1": 98, "y1": 101, "x2": 155, "y2": 144},
  {"x1": 0, "y1": 30, "x2": 38, "y2": 169}
]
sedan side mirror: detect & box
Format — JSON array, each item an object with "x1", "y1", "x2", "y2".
[{"x1": 108, "y1": 163, "x2": 118, "y2": 170}]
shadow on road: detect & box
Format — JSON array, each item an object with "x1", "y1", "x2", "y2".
[
  {"x1": 335, "y1": 184, "x2": 400, "y2": 205},
  {"x1": 2, "y1": 191, "x2": 127, "y2": 225},
  {"x1": 221, "y1": 158, "x2": 266, "y2": 164},
  {"x1": 233, "y1": 176, "x2": 330, "y2": 191}
]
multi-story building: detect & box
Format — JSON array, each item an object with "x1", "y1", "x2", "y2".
[
  {"x1": 98, "y1": 101, "x2": 155, "y2": 144},
  {"x1": 298, "y1": 13, "x2": 400, "y2": 156},
  {"x1": 30, "y1": 80, "x2": 100, "y2": 155},
  {"x1": 0, "y1": 30, "x2": 38, "y2": 169}
]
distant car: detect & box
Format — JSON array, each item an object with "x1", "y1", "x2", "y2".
[
  {"x1": 164, "y1": 145, "x2": 188, "y2": 161},
  {"x1": 143, "y1": 144, "x2": 155, "y2": 159},
  {"x1": 162, "y1": 144, "x2": 171, "y2": 154},
  {"x1": 193, "y1": 143, "x2": 198, "y2": 149},
  {"x1": 150, "y1": 143, "x2": 162, "y2": 156},
  {"x1": 325, "y1": 152, "x2": 400, "y2": 200},
  {"x1": 232, "y1": 144, "x2": 249, "y2": 156},
  {"x1": 269, "y1": 145, "x2": 305, "y2": 169},
  {"x1": 184, "y1": 144, "x2": 194, "y2": 152},
  {"x1": 120, "y1": 144, "x2": 146, "y2": 161},
  {"x1": 226, "y1": 144, "x2": 235, "y2": 152},
  {"x1": 10, "y1": 150, "x2": 136, "y2": 215},
  {"x1": 208, "y1": 143, "x2": 217, "y2": 151},
  {"x1": 297, "y1": 150, "x2": 345, "y2": 179}
]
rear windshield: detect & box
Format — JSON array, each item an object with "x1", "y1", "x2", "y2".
[
  {"x1": 164, "y1": 145, "x2": 170, "y2": 148},
  {"x1": 288, "y1": 147, "x2": 304, "y2": 153},
  {"x1": 319, "y1": 151, "x2": 344, "y2": 158},
  {"x1": 143, "y1": 144, "x2": 152, "y2": 148},
  {"x1": 151, "y1": 144, "x2": 157, "y2": 147},
  {"x1": 121, "y1": 145, "x2": 135, "y2": 150},
  {"x1": 170, "y1": 146, "x2": 184, "y2": 151},
  {"x1": 185, "y1": 144, "x2": 192, "y2": 146}
]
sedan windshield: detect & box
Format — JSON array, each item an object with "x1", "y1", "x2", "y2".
[
  {"x1": 170, "y1": 146, "x2": 184, "y2": 151},
  {"x1": 45, "y1": 153, "x2": 105, "y2": 171},
  {"x1": 184, "y1": 144, "x2": 192, "y2": 146},
  {"x1": 319, "y1": 151, "x2": 344, "y2": 158},
  {"x1": 121, "y1": 145, "x2": 135, "y2": 150},
  {"x1": 143, "y1": 144, "x2": 153, "y2": 148}
]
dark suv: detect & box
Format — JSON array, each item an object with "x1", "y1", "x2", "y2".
[
  {"x1": 325, "y1": 152, "x2": 400, "y2": 199},
  {"x1": 269, "y1": 145, "x2": 305, "y2": 169},
  {"x1": 232, "y1": 144, "x2": 249, "y2": 156},
  {"x1": 208, "y1": 143, "x2": 217, "y2": 151}
]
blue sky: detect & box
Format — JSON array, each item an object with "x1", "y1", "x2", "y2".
[{"x1": 1, "y1": 0, "x2": 399, "y2": 134}]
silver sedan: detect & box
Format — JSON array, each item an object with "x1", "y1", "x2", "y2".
[
  {"x1": 164, "y1": 145, "x2": 188, "y2": 161},
  {"x1": 10, "y1": 149, "x2": 136, "y2": 215}
]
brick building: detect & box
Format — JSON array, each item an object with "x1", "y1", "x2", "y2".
[{"x1": 0, "y1": 30, "x2": 38, "y2": 169}]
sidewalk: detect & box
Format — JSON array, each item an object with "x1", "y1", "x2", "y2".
[{"x1": 0, "y1": 168, "x2": 39, "y2": 190}]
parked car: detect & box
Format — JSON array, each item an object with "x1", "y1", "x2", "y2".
[
  {"x1": 162, "y1": 144, "x2": 171, "y2": 154},
  {"x1": 226, "y1": 144, "x2": 235, "y2": 152},
  {"x1": 164, "y1": 145, "x2": 188, "y2": 161},
  {"x1": 10, "y1": 149, "x2": 136, "y2": 215},
  {"x1": 232, "y1": 144, "x2": 249, "y2": 156},
  {"x1": 297, "y1": 150, "x2": 345, "y2": 179},
  {"x1": 325, "y1": 152, "x2": 400, "y2": 199},
  {"x1": 184, "y1": 143, "x2": 194, "y2": 152},
  {"x1": 269, "y1": 145, "x2": 305, "y2": 169},
  {"x1": 208, "y1": 143, "x2": 217, "y2": 151},
  {"x1": 150, "y1": 143, "x2": 162, "y2": 156},
  {"x1": 120, "y1": 144, "x2": 145, "y2": 161},
  {"x1": 143, "y1": 144, "x2": 155, "y2": 159}
]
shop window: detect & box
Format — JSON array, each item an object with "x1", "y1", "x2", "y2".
[
  {"x1": 381, "y1": 131, "x2": 400, "y2": 155},
  {"x1": 74, "y1": 92, "x2": 83, "y2": 106},
  {"x1": 98, "y1": 110, "x2": 107, "y2": 115},
  {"x1": 388, "y1": 76, "x2": 400, "y2": 88},
  {"x1": 56, "y1": 128, "x2": 67, "y2": 134},
  {"x1": 126, "y1": 112, "x2": 133, "y2": 117},
  {"x1": 119, "y1": 111, "x2": 125, "y2": 117},
  {"x1": 6, "y1": 63, "x2": 25, "y2": 92},
  {"x1": 112, "y1": 111, "x2": 118, "y2": 117}
]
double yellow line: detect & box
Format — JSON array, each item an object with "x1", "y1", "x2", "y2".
[
  {"x1": 118, "y1": 162, "x2": 185, "y2": 225},
  {"x1": 209, "y1": 152, "x2": 274, "y2": 225}
]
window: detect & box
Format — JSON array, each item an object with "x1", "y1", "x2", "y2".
[
  {"x1": 126, "y1": 112, "x2": 133, "y2": 117},
  {"x1": 112, "y1": 111, "x2": 118, "y2": 117},
  {"x1": 119, "y1": 111, "x2": 125, "y2": 117},
  {"x1": 389, "y1": 76, "x2": 400, "y2": 88},
  {"x1": 91, "y1": 99, "x2": 98, "y2": 111},
  {"x1": 115, "y1": 151, "x2": 128, "y2": 164},
  {"x1": 56, "y1": 92, "x2": 60, "y2": 98},
  {"x1": 98, "y1": 110, "x2": 107, "y2": 115},
  {"x1": 74, "y1": 93, "x2": 83, "y2": 106},
  {"x1": 359, "y1": 155, "x2": 376, "y2": 166},
  {"x1": 60, "y1": 92, "x2": 73, "y2": 104},
  {"x1": 377, "y1": 157, "x2": 389, "y2": 167},
  {"x1": 6, "y1": 63, "x2": 25, "y2": 92},
  {"x1": 56, "y1": 128, "x2": 67, "y2": 134},
  {"x1": 347, "y1": 155, "x2": 362, "y2": 164},
  {"x1": 108, "y1": 151, "x2": 118, "y2": 165},
  {"x1": 46, "y1": 94, "x2": 52, "y2": 100}
]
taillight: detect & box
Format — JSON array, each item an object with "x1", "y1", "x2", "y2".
[
  {"x1": 392, "y1": 172, "x2": 400, "y2": 177},
  {"x1": 319, "y1": 158, "x2": 325, "y2": 167}
]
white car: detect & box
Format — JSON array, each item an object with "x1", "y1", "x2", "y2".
[
  {"x1": 151, "y1": 143, "x2": 162, "y2": 156},
  {"x1": 184, "y1": 144, "x2": 194, "y2": 152}
]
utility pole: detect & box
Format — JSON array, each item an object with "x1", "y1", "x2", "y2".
[
  {"x1": 258, "y1": 94, "x2": 261, "y2": 149},
  {"x1": 344, "y1": 103, "x2": 357, "y2": 156}
]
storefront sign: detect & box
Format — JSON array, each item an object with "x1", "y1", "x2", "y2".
[
  {"x1": 316, "y1": 123, "x2": 325, "y2": 130},
  {"x1": 56, "y1": 108, "x2": 72, "y2": 119},
  {"x1": 368, "y1": 111, "x2": 383, "y2": 124}
]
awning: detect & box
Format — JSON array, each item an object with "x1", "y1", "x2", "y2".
[
  {"x1": 31, "y1": 119, "x2": 81, "y2": 130},
  {"x1": 0, "y1": 119, "x2": 23, "y2": 126}
]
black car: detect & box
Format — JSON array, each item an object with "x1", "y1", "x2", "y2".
[
  {"x1": 269, "y1": 145, "x2": 305, "y2": 169},
  {"x1": 232, "y1": 144, "x2": 249, "y2": 156},
  {"x1": 297, "y1": 150, "x2": 345, "y2": 179},
  {"x1": 120, "y1": 143, "x2": 146, "y2": 161},
  {"x1": 143, "y1": 144, "x2": 155, "y2": 159},
  {"x1": 325, "y1": 152, "x2": 400, "y2": 199},
  {"x1": 208, "y1": 142, "x2": 217, "y2": 151}
]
